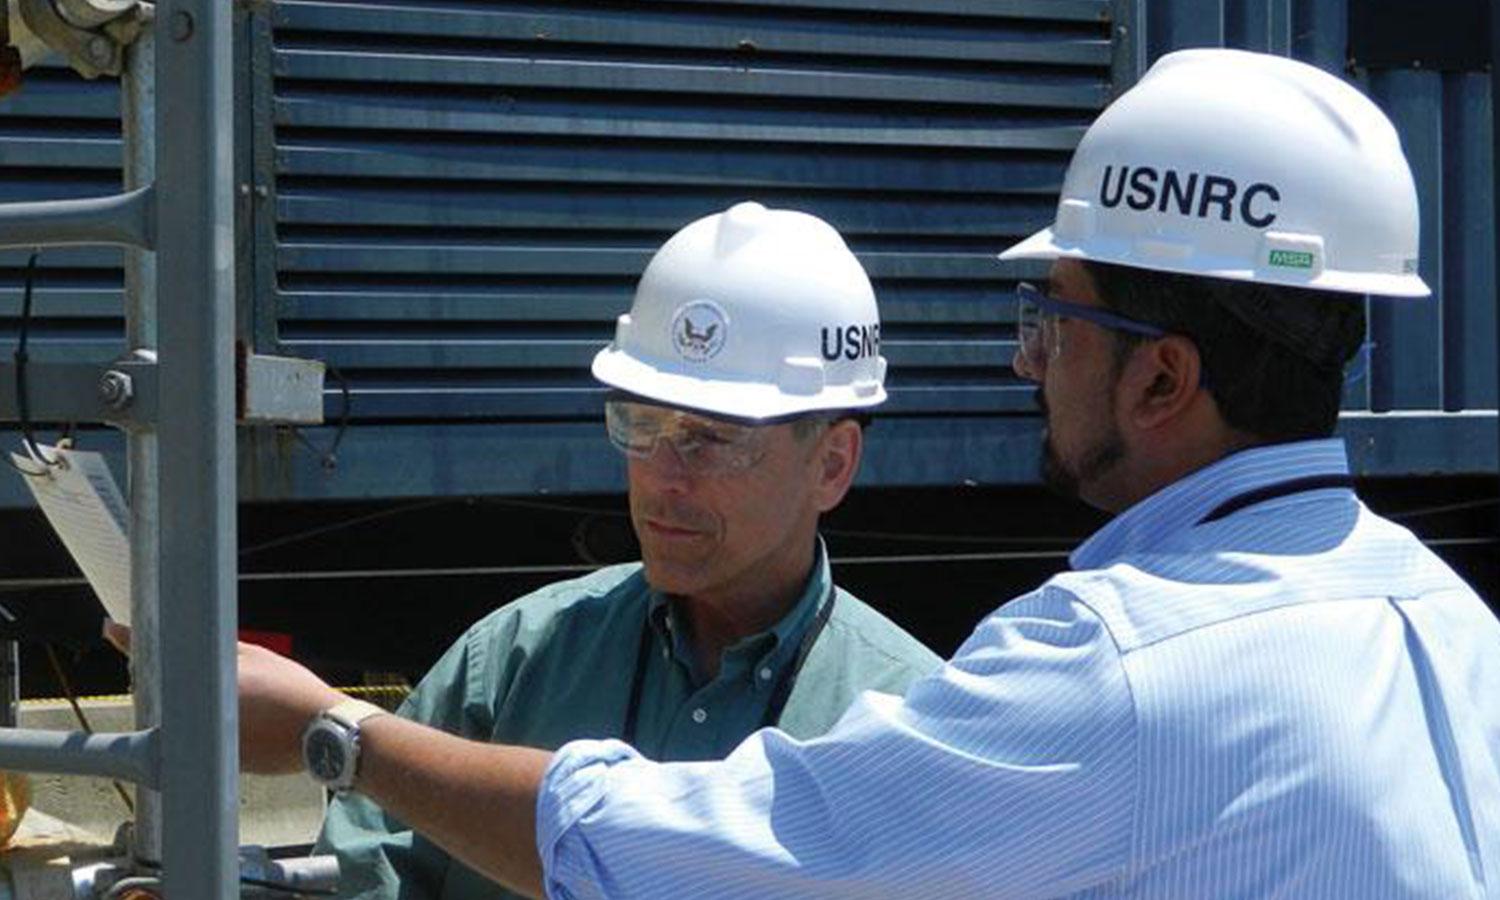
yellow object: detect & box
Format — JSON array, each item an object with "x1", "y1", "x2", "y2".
[{"x1": 0, "y1": 771, "x2": 31, "y2": 846}]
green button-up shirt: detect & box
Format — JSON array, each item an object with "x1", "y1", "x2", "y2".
[{"x1": 317, "y1": 541, "x2": 940, "y2": 899}]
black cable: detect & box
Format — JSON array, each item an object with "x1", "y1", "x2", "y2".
[
  {"x1": 325, "y1": 363, "x2": 350, "y2": 461},
  {"x1": 235, "y1": 489, "x2": 1077, "y2": 568},
  {"x1": 43, "y1": 642, "x2": 134, "y2": 815},
  {"x1": 238, "y1": 497, "x2": 455, "y2": 559},
  {"x1": 480, "y1": 495, "x2": 629, "y2": 519},
  {"x1": 237, "y1": 495, "x2": 615, "y2": 564},
  {"x1": 132, "y1": 856, "x2": 337, "y2": 897},
  {"x1": 823, "y1": 526, "x2": 1080, "y2": 547},
  {"x1": 289, "y1": 363, "x2": 351, "y2": 471},
  {"x1": 1388, "y1": 496, "x2": 1500, "y2": 522},
  {"x1": 16, "y1": 252, "x2": 51, "y2": 462},
  {"x1": 8, "y1": 251, "x2": 61, "y2": 477}
]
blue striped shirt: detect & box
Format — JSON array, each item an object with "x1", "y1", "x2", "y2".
[{"x1": 537, "y1": 439, "x2": 1500, "y2": 898}]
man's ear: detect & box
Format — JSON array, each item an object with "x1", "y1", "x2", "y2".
[
  {"x1": 812, "y1": 420, "x2": 862, "y2": 513},
  {"x1": 1122, "y1": 335, "x2": 1202, "y2": 432}
]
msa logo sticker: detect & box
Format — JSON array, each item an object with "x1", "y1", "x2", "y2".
[
  {"x1": 670, "y1": 300, "x2": 728, "y2": 363},
  {"x1": 821, "y1": 323, "x2": 880, "y2": 362},
  {"x1": 1268, "y1": 249, "x2": 1315, "y2": 270},
  {"x1": 1099, "y1": 165, "x2": 1280, "y2": 228}
]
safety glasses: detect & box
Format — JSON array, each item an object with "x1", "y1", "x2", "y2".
[
  {"x1": 604, "y1": 399, "x2": 772, "y2": 475},
  {"x1": 1015, "y1": 281, "x2": 1167, "y2": 372}
]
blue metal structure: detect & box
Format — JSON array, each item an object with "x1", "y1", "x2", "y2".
[
  {"x1": 1, "y1": 0, "x2": 1494, "y2": 508},
  {"x1": 1129, "y1": 1, "x2": 1496, "y2": 411}
]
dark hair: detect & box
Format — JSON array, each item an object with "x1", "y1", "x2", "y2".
[
  {"x1": 1082, "y1": 261, "x2": 1366, "y2": 442},
  {"x1": 790, "y1": 411, "x2": 871, "y2": 441}
]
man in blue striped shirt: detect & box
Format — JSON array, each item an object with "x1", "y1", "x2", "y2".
[{"x1": 239, "y1": 49, "x2": 1500, "y2": 898}]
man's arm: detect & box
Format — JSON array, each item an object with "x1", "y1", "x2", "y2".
[
  {"x1": 316, "y1": 606, "x2": 535, "y2": 899},
  {"x1": 238, "y1": 642, "x2": 553, "y2": 898},
  {"x1": 243, "y1": 586, "x2": 1138, "y2": 898},
  {"x1": 353, "y1": 715, "x2": 551, "y2": 897}
]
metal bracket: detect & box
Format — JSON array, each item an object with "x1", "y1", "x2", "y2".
[
  {"x1": 16, "y1": 0, "x2": 145, "y2": 79},
  {"x1": 0, "y1": 350, "x2": 328, "y2": 430},
  {"x1": 1, "y1": 0, "x2": 53, "y2": 74},
  {"x1": 0, "y1": 355, "x2": 159, "y2": 429},
  {"x1": 237, "y1": 350, "x2": 326, "y2": 425}
]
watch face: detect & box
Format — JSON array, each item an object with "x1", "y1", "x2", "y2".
[{"x1": 305, "y1": 728, "x2": 346, "y2": 783}]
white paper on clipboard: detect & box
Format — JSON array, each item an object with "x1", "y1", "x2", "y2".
[{"x1": 11, "y1": 444, "x2": 132, "y2": 625}]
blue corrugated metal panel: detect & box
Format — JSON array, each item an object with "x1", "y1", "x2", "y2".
[
  {"x1": 1442, "y1": 74, "x2": 1497, "y2": 410},
  {"x1": 0, "y1": 62, "x2": 125, "y2": 372},
  {"x1": 1146, "y1": 1, "x2": 1345, "y2": 69},
  {"x1": 0, "y1": 1, "x2": 1493, "y2": 508},
  {"x1": 264, "y1": 0, "x2": 1113, "y2": 484},
  {"x1": 1140, "y1": 0, "x2": 1498, "y2": 432},
  {"x1": 9, "y1": 409, "x2": 1494, "y2": 506},
  {"x1": 1368, "y1": 69, "x2": 1446, "y2": 412}
]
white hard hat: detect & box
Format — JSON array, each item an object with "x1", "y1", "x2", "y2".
[
  {"x1": 1001, "y1": 48, "x2": 1430, "y2": 298},
  {"x1": 592, "y1": 202, "x2": 888, "y2": 420}
]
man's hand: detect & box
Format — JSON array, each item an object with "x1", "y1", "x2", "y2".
[
  {"x1": 238, "y1": 640, "x2": 345, "y2": 774},
  {"x1": 106, "y1": 620, "x2": 551, "y2": 895},
  {"x1": 104, "y1": 620, "x2": 344, "y2": 775}
]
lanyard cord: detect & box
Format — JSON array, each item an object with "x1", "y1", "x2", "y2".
[
  {"x1": 1197, "y1": 474, "x2": 1357, "y2": 525},
  {"x1": 623, "y1": 581, "x2": 838, "y2": 750}
]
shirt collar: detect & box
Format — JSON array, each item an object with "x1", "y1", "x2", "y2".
[
  {"x1": 1070, "y1": 438, "x2": 1352, "y2": 570},
  {"x1": 646, "y1": 537, "x2": 832, "y2": 681}
]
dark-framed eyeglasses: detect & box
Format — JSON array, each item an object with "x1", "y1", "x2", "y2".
[{"x1": 1015, "y1": 281, "x2": 1167, "y2": 371}]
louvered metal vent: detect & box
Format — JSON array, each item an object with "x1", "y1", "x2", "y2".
[
  {"x1": 267, "y1": 0, "x2": 1113, "y2": 427},
  {"x1": 0, "y1": 60, "x2": 123, "y2": 367},
  {"x1": 0, "y1": 1, "x2": 1492, "y2": 502}
]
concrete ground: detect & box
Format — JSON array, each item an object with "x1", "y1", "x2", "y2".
[{"x1": 13, "y1": 697, "x2": 327, "y2": 849}]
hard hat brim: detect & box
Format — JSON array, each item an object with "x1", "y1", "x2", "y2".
[
  {"x1": 998, "y1": 226, "x2": 1431, "y2": 299},
  {"x1": 591, "y1": 347, "x2": 886, "y2": 422}
]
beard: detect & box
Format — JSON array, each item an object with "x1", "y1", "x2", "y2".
[{"x1": 1037, "y1": 389, "x2": 1126, "y2": 504}]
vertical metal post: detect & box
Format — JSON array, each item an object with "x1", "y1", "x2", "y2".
[
  {"x1": 154, "y1": 0, "x2": 238, "y2": 893},
  {"x1": 1111, "y1": 0, "x2": 1145, "y2": 96},
  {"x1": 121, "y1": 23, "x2": 162, "y2": 866}
]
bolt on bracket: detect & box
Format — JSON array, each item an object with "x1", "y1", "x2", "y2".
[{"x1": 17, "y1": 0, "x2": 147, "y2": 79}]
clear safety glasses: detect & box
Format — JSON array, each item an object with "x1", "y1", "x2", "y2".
[
  {"x1": 1015, "y1": 281, "x2": 1169, "y2": 372},
  {"x1": 604, "y1": 399, "x2": 772, "y2": 475}
]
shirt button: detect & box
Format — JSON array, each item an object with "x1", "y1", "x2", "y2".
[
  {"x1": 758, "y1": 667, "x2": 773, "y2": 681},
  {"x1": 691, "y1": 708, "x2": 708, "y2": 725}
]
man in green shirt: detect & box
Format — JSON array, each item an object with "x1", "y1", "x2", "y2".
[{"x1": 316, "y1": 202, "x2": 941, "y2": 899}]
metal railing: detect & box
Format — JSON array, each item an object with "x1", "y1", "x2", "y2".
[{"x1": 0, "y1": 0, "x2": 309, "y2": 893}]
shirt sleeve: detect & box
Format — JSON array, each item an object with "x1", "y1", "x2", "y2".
[
  {"x1": 315, "y1": 792, "x2": 450, "y2": 900},
  {"x1": 317, "y1": 610, "x2": 521, "y2": 899},
  {"x1": 537, "y1": 587, "x2": 1139, "y2": 900}
]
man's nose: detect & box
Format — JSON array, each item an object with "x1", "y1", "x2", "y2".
[{"x1": 635, "y1": 436, "x2": 693, "y2": 487}]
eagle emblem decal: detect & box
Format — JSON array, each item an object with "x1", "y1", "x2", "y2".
[{"x1": 669, "y1": 300, "x2": 728, "y2": 363}]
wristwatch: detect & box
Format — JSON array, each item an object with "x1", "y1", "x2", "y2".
[{"x1": 301, "y1": 698, "x2": 388, "y2": 792}]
